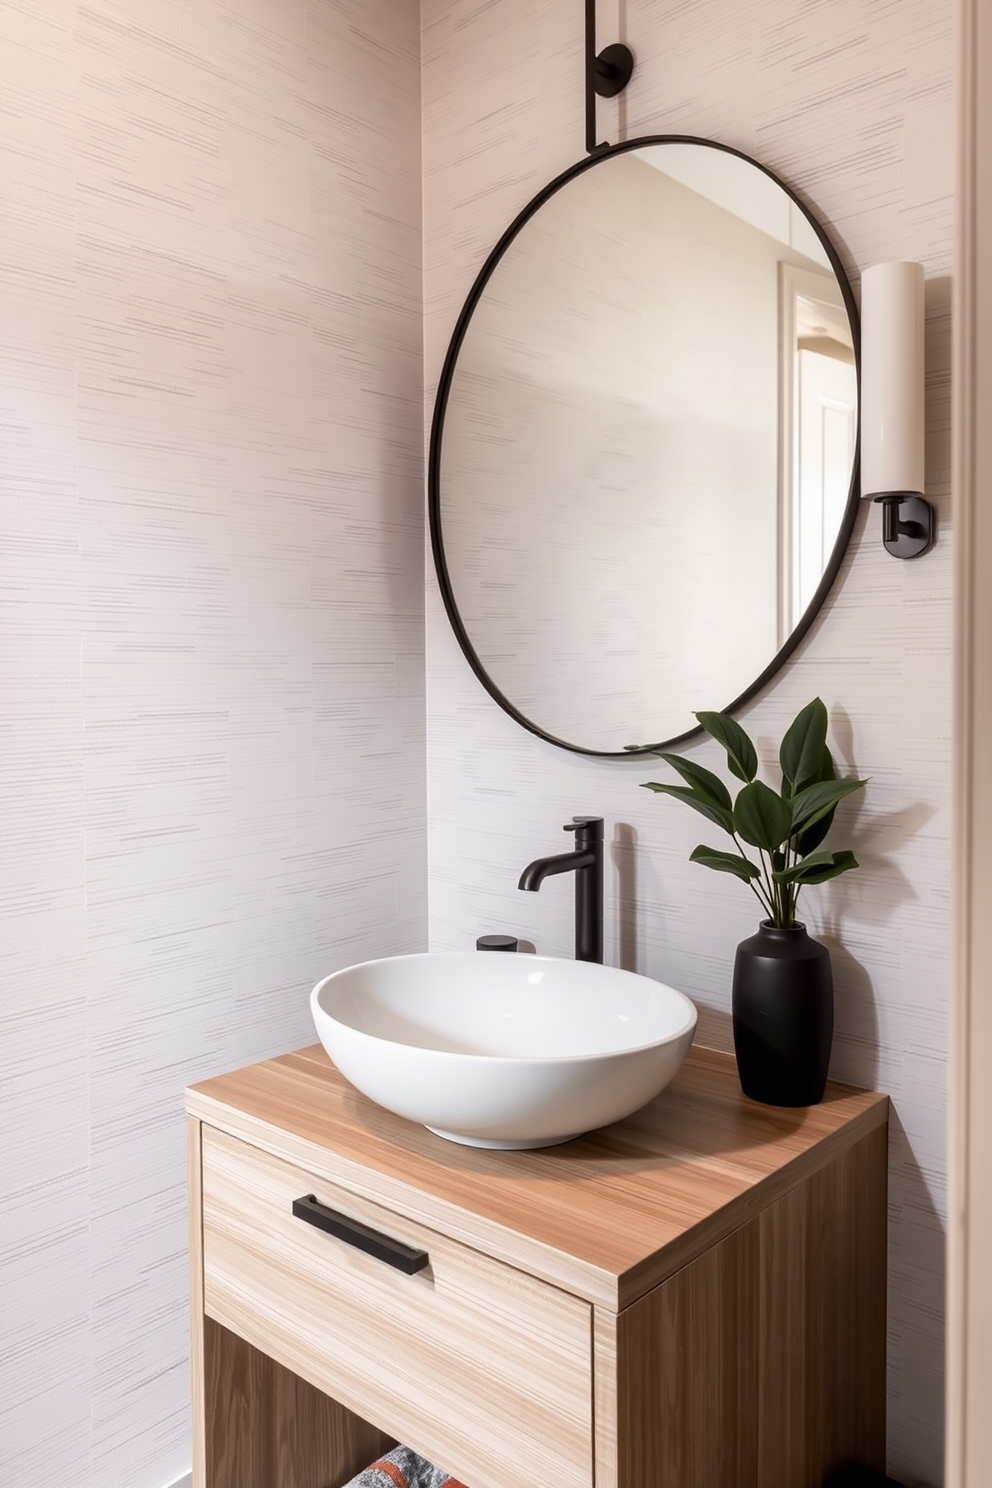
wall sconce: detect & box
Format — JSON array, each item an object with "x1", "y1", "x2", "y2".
[{"x1": 860, "y1": 261, "x2": 934, "y2": 558}]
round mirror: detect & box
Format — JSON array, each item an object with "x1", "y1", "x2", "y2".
[{"x1": 429, "y1": 137, "x2": 860, "y2": 757}]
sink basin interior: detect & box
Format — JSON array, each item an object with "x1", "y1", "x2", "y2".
[{"x1": 322, "y1": 953, "x2": 696, "y2": 1059}]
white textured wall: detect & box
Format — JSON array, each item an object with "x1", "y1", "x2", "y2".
[
  {"x1": 423, "y1": 1, "x2": 952, "y2": 1483},
  {"x1": 0, "y1": 2, "x2": 425, "y2": 1486}
]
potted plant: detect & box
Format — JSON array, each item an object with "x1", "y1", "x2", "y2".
[{"x1": 641, "y1": 698, "x2": 867, "y2": 1106}]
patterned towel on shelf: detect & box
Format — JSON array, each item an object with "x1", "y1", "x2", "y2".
[{"x1": 346, "y1": 1444, "x2": 468, "y2": 1488}]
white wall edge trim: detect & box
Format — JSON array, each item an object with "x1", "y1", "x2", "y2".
[
  {"x1": 949, "y1": 0, "x2": 992, "y2": 1481},
  {"x1": 162, "y1": 1473, "x2": 192, "y2": 1488}
]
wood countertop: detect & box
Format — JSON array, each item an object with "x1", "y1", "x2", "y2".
[{"x1": 186, "y1": 1043, "x2": 887, "y2": 1310}]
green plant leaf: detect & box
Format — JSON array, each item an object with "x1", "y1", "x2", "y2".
[
  {"x1": 798, "y1": 810, "x2": 835, "y2": 857},
  {"x1": 790, "y1": 776, "x2": 868, "y2": 836},
  {"x1": 779, "y1": 698, "x2": 828, "y2": 793},
  {"x1": 694, "y1": 711, "x2": 758, "y2": 783},
  {"x1": 772, "y1": 849, "x2": 849, "y2": 884},
  {"x1": 796, "y1": 747, "x2": 837, "y2": 855},
  {"x1": 689, "y1": 845, "x2": 762, "y2": 882},
  {"x1": 774, "y1": 849, "x2": 860, "y2": 886},
  {"x1": 641, "y1": 781, "x2": 735, "y2": 835},
  {"x1": 733, "y1": 779, "x2": 793, "y2": 851},
  {"x1": 652, "y1": 752, "x2": 732, "y2": 811}
]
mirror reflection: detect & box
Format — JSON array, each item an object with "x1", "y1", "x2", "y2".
[{"x1": 432, "y1": 140, "x2": 859, "y2": 755}]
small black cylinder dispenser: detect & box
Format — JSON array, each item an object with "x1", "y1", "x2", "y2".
[{"x1": 476, "y1": 934, "x2": 519, "y2": 952}]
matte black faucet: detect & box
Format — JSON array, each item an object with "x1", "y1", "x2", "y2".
[{"x1": 518, "y1": 816, "x2": 604, "y2": 964}]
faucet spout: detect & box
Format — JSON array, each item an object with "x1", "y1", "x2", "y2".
[
  {"x1": 518, "y1": 848, "x2": 595, "y2": 891},
  {"x1": 518, "y1": 816, "x2": 604, "y2": 964}
]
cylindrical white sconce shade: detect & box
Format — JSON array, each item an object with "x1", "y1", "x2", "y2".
[{"x1": 860, "y1": 260, "x2": 925, "y2": 498}]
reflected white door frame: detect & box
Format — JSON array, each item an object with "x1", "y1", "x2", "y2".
[{"x1": 777, "y1": 261, "x2": 856, "y2": 642}]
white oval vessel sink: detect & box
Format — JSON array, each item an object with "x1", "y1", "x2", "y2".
[{"x1": 310, "y1": 952, "x2": 697, "y2": 1149}]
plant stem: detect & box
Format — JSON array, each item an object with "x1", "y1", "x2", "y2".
[
  {"x1": 785, "y1": 834, "x2": 798, "y2": 926},
  {"x1": 734, "y1": 833, "x2": 776, "y2": 921},
  {"x1": 761, "y1": 849, "x2": 781, "y2": 923},
  {"x1": 749, "y1": 879, "x2": 775, "y2": 920}
]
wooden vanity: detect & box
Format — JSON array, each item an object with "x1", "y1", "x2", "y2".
[{"x1": 187, "y1": 1044, "x2": 888, "y2": 1488}]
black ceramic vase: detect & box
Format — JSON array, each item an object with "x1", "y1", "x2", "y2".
[{"x1": 732, "y1": 921, "x2": 833, "y2": 1107}]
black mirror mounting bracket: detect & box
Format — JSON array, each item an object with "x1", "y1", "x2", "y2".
[{"x1": 586, "y1": 0, "x2": 634, "y2": 154}]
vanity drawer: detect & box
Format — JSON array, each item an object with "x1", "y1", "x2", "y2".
[{"x1": 200, "y1": 1126, "x2": 593, "y2": 1488}]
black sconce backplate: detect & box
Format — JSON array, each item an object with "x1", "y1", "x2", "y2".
[{"x1": 876, "y1": 494, "x2": 935, "y2": 559}]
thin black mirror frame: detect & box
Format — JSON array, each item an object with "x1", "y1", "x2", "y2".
[{"x1": 428, "y1": 134, "x2": 862, "y2": 759}]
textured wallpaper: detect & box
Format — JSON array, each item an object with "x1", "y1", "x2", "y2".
[
  {"x1": 0, "y1": 2, "x2": 425, "y2": 1486},
  {"x1": 423, "y1": 0, "x2": 952, "y2": 1482},
  {"x1": 0, "y1": 0, "x2": 954, "y2": 1483}
]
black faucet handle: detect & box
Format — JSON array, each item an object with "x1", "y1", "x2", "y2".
[{"x1": 565, "y1": 815, "x2": 604, "y2": 840}]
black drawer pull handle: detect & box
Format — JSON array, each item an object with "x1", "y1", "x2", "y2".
[{"x1": 291, "y1": 1194, "x2": 429, "y2": 1275}]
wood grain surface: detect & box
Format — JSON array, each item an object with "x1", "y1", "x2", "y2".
[
  {"x1": 594, "y1": 1124, "x2": 887, "y2": 1488},
  {"x1": 200, "y1": 1126, "x2": 593, "y2": 1488},
  {"x1": 201, "y1": 1317, "x2": 395, "y2": 1488},
  {"x1": 189, "y1": 1051, "x2": 888, "y2": 1488},
  {"x1": 753, "y1": 1123, "x2": 888, "y2": 1481},
  {"x1": 617, "y1": 1219, "x2": 760, "y2": 1488},
  {"x1": 188, "y1": 1119, "x2": 206, "y2": 1488},
  {"x1": 187, "y1": 1042, "x2": 888, "y2": 1309}
]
